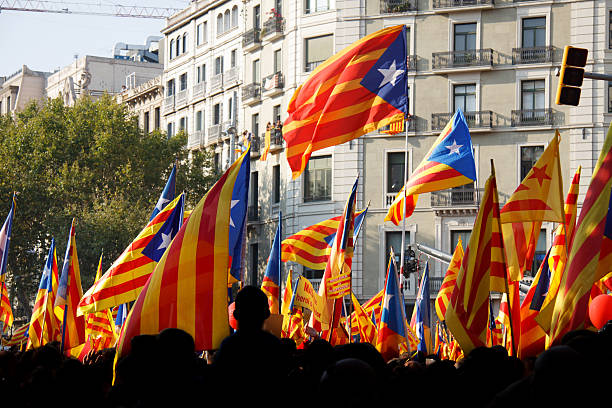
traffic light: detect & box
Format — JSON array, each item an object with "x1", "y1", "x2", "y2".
[{"x1": 556, "y1": 46, "x2": 588, "y2": 106}]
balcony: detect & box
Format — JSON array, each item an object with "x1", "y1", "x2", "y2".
[
  {"x1": 163, "y1": 95, "x2": 175, "y2": 113},
  {"x1": 385, "y1": 192, "x2": 398, "y2": 207},
  {"x1": 379, "y1": 116, "x2": 418, "y2": 134},
  {"x1": 207, "y1": 124, "x2": 221, "y2": 145},
  {"x1": 263, "y1": 128, "x2": 284, "y2": 153},
  {"x1": 248, "y1": 204, "x2": 259, "y2": 221},
  {"x1": 224, "y1": 66, "x2": 239, "y2": 86},
  {"x1": 262, "y1": 16, "x2": 285, "y2": 41},
  {"x1": 512, "y1": 46, "x2": 554, "y2": 65},
  {"x1": 192, "y1": 81, "x2": 206, "y2": 99},
  {"x1": 242, "y1": 83, "x2": 261, "y2": 105},
  {"x1": 433, "y1": 0, "x2": 494, "y2": 11},
  {"x1": 380, "y1": 0, "x2": 417, "y2": 13},
  {"x1": 210, "y1": 73, "x2": 223, "y2": 94},
  {"x1": 407, "y1": 55, "x2": 417, "y2": 72},
  {"x1": 223, "y1": 119, "x2": 236, "y2": 134},
  {"x1": 431, "y1": 187, "x2": 510, "y2": 211},
  {"x1": 175, "y1": 89, "x2": 188, "y2": 108},
  {"x1": 305, "y1": 60, "x2": 325, "y2": 72},
  {"x1": 432, "y1": 49, "x2": 497, "y2": 72},
  {"x1": 187, "y1": 130, "x2": 204, "y2": 149},
  {"x1": 262, "y1": 72, "x2": 284, "y2": 96},
  {"x1": 250, "y1": 135, "x2": 261, "y2": 158},
  {"x1": 511, "y1": 108, "x2": 555, "y2": 127},
  {"x1": 432, "y1": 111, "x2": 494, "y2": 131},
  {"x1": 429, "y1": 277, "x2": 444, "y2": 295},
  {"x1": 243, "y1": 28, "x2": 262, "y2": 51}
]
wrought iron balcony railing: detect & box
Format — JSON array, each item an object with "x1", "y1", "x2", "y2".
[
  {"x1": 407, "y1": 55, "x2": 417, "y2": 71},
  {"x1": 250, "y1": 135, "x2": 261, "y2": 155},
  {"x1": 242, "y1": 28, "x2": 261, "y2": 48},
  {"x1": 242, "y1": 82, "x2": 261, "y2": 100},
  {"x1": 511, "y1": 109, "x2": 554, "y2": 127},
  {"x1": 248, "y1": 204, "x2": 259, "y2": 221},
  {"x1": 433, "y1": 0, "x2": 493, "y2": 8},
  {"x1": 262, "y1": 16, "x2": 285, "y2": 36},
  {"x1": 512, "y1": 46, "x2": 554, "y2": 64},
  {"x1": 262, "y1": 72, "x2": 284, "y2": 92},
  {"x1": 432, "y1": 49, "x2": 496, "y2": 70},
  {"x1": 432, "y1": 111, "x2": 493, "y2": 131},
  {"x1": 431, "y1": 187, "x2": 510, "y2": 207},
  {"x1": 305, "y1": 60, "x2": 325, "y2": 72},
  {"x1": 380, "y1": 0, "x2": 417, "y2": 13}
]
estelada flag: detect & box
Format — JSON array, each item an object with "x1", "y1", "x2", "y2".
[
  {"x1": 385, "y1": 109, "x2": 476, "y2": 225},
  {"x1": 261, "y1": 211, "x2": 282, "y2": 314},
  {"x1": 435, "y1": 237, "x2": 463, "y2": 322},
  {"x1": 115, "y1": 147, "x2": 251, "y2": 364},
  {"x1": 284, "y1": 25, "x2": 408, "y2": 179}
]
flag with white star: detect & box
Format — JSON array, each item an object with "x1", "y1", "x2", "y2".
[
  {"x1": 142, "y1": 193, "x2": 185, "y2": 262},
  {"x1": 150, "y1": 164, "x2": 176, "y2": 221},
  {"x1": 228, "y1": 145, "x2": 250, "y2": 285}
]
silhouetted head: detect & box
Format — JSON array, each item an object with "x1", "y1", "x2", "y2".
[{"x1": 233, "y1": 285, "x2": 270, "y2": 331}]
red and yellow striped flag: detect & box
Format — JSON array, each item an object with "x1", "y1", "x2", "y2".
[
  {"x1": 2, "y1": 323, "x2": 28, "y2": 347},
  {"x1": 350, "y1": 289, "x2": 384, "y2": 337},
  {"x1": 549, "y1": 123, "x2": 612, "y2": 343},
  {"x1": 283, "y1": 25, "x2": 408, "y2": 179},
  {"x1": 115, "y1": 149, "x2": 250, "y2": 365},
  {"x1": 84, "y1": 254, "x2": 117, "y2": 351},
  {"x1": 381, "y1": 118, "x2": 404, "y2": 135},
  {"x1": 0, "y1": 282, "x2": 13, "y2": 330},
  {"x1": 78, "y1": 195, "x2": 185, "y2": 315},
  {"x1": 260, "y1": 128, "x2": 271, "y2": 161},
  {"x1": 435, "y1": 238, "x2": 463, "y2": 322},
  {"x1": 55, "y1": 219, "x2": 86, "y2": 352},
  {"x1": 351, "y1": 292, "x2": 377, "y2": 344},
  {"x1": 445, "y1": 171, "x2": 505, "y2": 355},
  {"x1": 518, "y1": 252, "x2": 550, "y2": 359}
]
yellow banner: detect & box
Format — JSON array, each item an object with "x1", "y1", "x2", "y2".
[
  {"x1": 293, "y1": 277, "x2": 329, "y2": 325},
  {"x1": 326, "y1": 272, "x2": 351, "y2": 299}
]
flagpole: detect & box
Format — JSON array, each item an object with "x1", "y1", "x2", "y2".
[
  {"x1": 491, "y1": 159, "x2": 516, "y2": 356},
  {"x1": 348, "y1": 200, "x2": 369, "y2": 343}
]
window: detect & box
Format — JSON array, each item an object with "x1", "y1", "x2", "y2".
[
  {"x1": 166, "y1": 79, "x2": 175, "y2": 96},
  {"x1": 387, "y1": 152, "x2": 405, "y2": 194},
  {"x1": 167, "y1": 122, "x2": 174, "y2": 137},
  {"x1": 451, "y1": 230, "x2": 471, "y2": 252},
  {"x1": 197, "y1": 65, "x2": 202, "y2": 83},
  {"x1": 454, "y1": 84, "x2": 476, "y2": 112},
  {"x1": 252, "y1": 113, "x2": 259, "y2": 137},
  {"x1": 406, "y1": 27, "x2": 411, "y2": 56},
  {"x1": 273, "y1": 165, "x2": 281, "y2": 204},
  {"x1": 154, "y1": 107, "x2": 160, "y2": 130},
  {"x1": 143, "y1": 112, "x2": 150, "y2": 133},
  {"x1": 252, "y1": 59, "x2": 260, "y2": 82},
  {"x1": 228, "y1": 96, "x2": 233, "y2": 120},
  {"x1": 274, "y1": 49, "x2": 282, "y2": 73},
  {"x1": 273, "y1": 105, "x2": 281, "y2": 123},
  {"x1": 231, "y1": 49, "x2": 237, "y2": 67},
  {"x1": 610, "y1": 11, "x2": 612, "y2": 49},
  {"x1": 305, "y1": 34, "x2": 333, "y2": 72},
  {"x1": 304, "y1": 155, "x2": 332, "y2": 202},
  {"x1": 196, "y1": 111, "x2": 202, "y2": 131},
  {"x1": 182, "y1": 33, "x2": 187, "y2": 54},
  {"x1": 250, "y1": 171, "x2": 259, "y2": 221},
  {"x1": 213, "y1": 103, "x2": 221, "y2": 125},
  {"x1": 276, "y1": 0, "x2": 283, "y2": 15},
  {"x1": 169, "y1": 39, "x2": 175, "y2": 59},
  {"x1": 303, "y1": 267, "x2": 324, "y2": 282},
  {"x1": 179, "y1": 73, "x2": 187, "y2": 91},
  {"x1": 203, "y1": 21, "x2": 208, "y2": 43},
  {"x1": 454, "y1": 23, "x2": 476, "y2": 51},
  {"x1": 217, "y1": 14, "x2": 223, "y2": 35},
  {"x1": 521, "y1": 79, "x2": 545, "y2": 111},
  {"x1": 224, "y1": 10, "x2": 230, "y2": 32},
  {"x1": 197, "y1": 24, "x2": 202, "y2": 45},
  {"x1": 215, "y1": 56, "x2": 224, "y2": 75},
  {"x1": 522, "y1": 17, "x2": 546, "y2": 48},
  {"x1": 253, "y1": 5, "x2": 261, "y2": 29},
  {"x1": 305, "y1": 0, "x2": 329, "y2": 14},
  {"x1": 385, "y1": 231, "x2": 408, "y2": 269},
  {"x1": 176, "y1": 36, "x2": 181, "y2": 57},
  {"x1": 231, "y1": 6, "x2": 238, "y2": 28},
  {"x1": 179, "y1": 117, "x2": 187, "y2": 132},
  {"x1": 520, "y1": 145, "x2": 544, "y2": 180},
  {"x1": 249, "y1": 243, "x2": 259, "y2": 286}
]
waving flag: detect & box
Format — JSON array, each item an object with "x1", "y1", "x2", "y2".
[
  {"x1": 411, "y1": 262, "x2": 431, "y2": 354},
  {"x1": 435, "y1": 238, "x2": 463, "y2": 322},
  {"x1": 142, "y1": 194, "x2": 185, "y2": 263},
  {"x1": 115, "y1": 147, "x2": 251, "y2": 365},
  {"x1": 284, "y1": 25, "x2": 408, "y2": 179},
  {"x1": 376, "y1": 249, "x2": 410, "y2": 360},
  {"x1": 78, "y1": 195, "x2": 186, "y2": 314},
  {"x1": 227, "y1": 146, "x2": 250, "y2": 286},
  {"x1": 385, "y1": 110, "x2": 476, "y2": 225},
  {"x1": 0, "y1": 195, "x2": 15, "y2": 330},
  {"x1": 2, "y1": 323, "x2": 28, "y2": 347},
  {"x1": 260, "y1": 128, "x2": 271, "y2": 161},
  {"x1": 84, "y1": 253, "x2": 117, "y2": 350},
  {"x1": 351, "y1": 292, "x2": 377, "y2": 344},
  {"x1": 261, "y1": 211, "x2": 282, "y2": 314},
  {"x1": 280, "y1": 270, "x2": 294, "y2": 316},
  {"x1": 350, "y1": 289, "x2": 384, "y2": 337},
  {"x1": 150, "y1": 163, "x2": 176, "y2": 221},
  {"x1": 55, "y1": 219, "x2": 86, "y2": 352},
  {"x1": 281, "y1": 209, "x2": 367, "y2": 270},
  {"x1": 28, "y1": 240, "x2": 61, "y2": 348},
  {"x1": 114, "y1": 303, "x2": 128, "y2": 334},
  {"x1": 0, "y1": 283, "x2": 12, "y2": 330}
]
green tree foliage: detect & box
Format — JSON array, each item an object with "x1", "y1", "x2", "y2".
[{"x1": 0, "y1": 95, "x2": 219, "y2": 320}]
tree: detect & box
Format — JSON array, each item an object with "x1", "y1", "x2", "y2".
[{"x1": 0, "y1": 95, "x2": 219, "y2": 320}]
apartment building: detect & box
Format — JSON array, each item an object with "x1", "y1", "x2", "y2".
[
  {"x1": 116, "y1": 75, "x2": 164, "y2": 134},
  {"x1": 0, "y1": 65, "x2": 51, "y2": 115}
]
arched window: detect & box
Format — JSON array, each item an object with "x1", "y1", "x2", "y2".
[
  {"x1": 182, "y1": 33, "x2": 187, "y2": 53},
  {"x1": 217, "y1": 14, "x2": 223, "y2": 35},
  {"x1": 176, "y1": 36, "x2": 181, "y2": 56},
  {"x1": 169, "y1": 39, "x2": 174, "y2": 59},
  {"x1": 224, "y1": 10, "x2": 230, "y2": 32},
  {"x1": 231, "y1": 6, "x2": 238, "y2": 28}
]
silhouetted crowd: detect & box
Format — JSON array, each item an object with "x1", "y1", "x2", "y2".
[{"x1": 1, "y1": 286, "x2": 610, "y2": 408}]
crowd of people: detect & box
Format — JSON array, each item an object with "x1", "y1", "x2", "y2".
[{"x1": 1, "y1": 286, "x2": 610, "y2": 408}]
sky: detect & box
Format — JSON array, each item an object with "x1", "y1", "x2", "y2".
[{"x1": 0, "y1": 0, "x2": 190, "y2": 76}]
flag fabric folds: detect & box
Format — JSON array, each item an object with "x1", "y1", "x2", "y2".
[
  {"x1": 55, "y1": 219, "x2": 86, "y2": 351},
  {"x1": 261, "y1": 211, "x2": 282, "y2": 314},
  {"x1": 381, "y1": 117, "x2": 405, "y2": 135},
  {"x1": 283, "y1": 25, "x2": 408, "y2": 179},
  {"x1": 0, "y1": 283, "x2": 12, "y2": 330},
  {"x1": 281, "y1": 209, "x2": 367, "y2": 270},
  {"x1": 78, "y1": 195, "x2": 186, "y2": 314},
  {"x1": 435, "y1": 238, "x2": 463, "y2": 322},
  {"x1": 445, "y1": 171, "x2": 505, "y2": 355},
  {"x1": 550, "y1": 123, "x2": 612, "y2": 343},
  {"x1": 84, "y1": 253, "x2": 117, "y2": 350},
  {"x1": 141, "y1": 194, "x2": 185, "y2": 263},
  {"x1": 28, "y1": 239, "x2": 61, "y2": 348},
  {"x1": 280, "y1": 270, "x2": 293, "y2": 316},
  {"x1": 351, "y1": 292, "x2": 377, "y2": 345},
  {"x1": 260, "y1": 127, "x2": 271, "y2": 161},
  {"x1": 2, "y1": 323, "x2": 28, "y2": 347},
  {"x1": 150, "y1": 164, "x2": 176, "y2": 221},
  {"x1": 115, "y1": 148, "x2": 251, "y2": 364},
  {"x1": 385, "y1": 109, "x2": 477, "y2": 225},
  {"x1": 411, "y1": 262, "x2": 431, "y2": 354},
  {"x1": 376, "y1": 250, "x2": 410, "y2": 361},
  {"x1": 0, "y1": 195, "x2": 15, "y2": 330},
  {"x1": 114, "y1": 303, "x2": 128, "y2": 334}
]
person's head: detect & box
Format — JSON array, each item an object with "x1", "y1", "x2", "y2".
[{"x1": 233, "y1": 285, "x2": 270, "y2": 331}]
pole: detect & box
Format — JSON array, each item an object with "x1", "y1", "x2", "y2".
[{"x1": 399, "y1": 117, "x2": 410, "y2": 290}]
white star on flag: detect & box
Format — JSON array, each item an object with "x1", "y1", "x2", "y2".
[
  {"x1": 446, "y1": 140, "x2": 462, "y2": 155},
  {"x1": 229, "y1": 200, "x2": 240, "y2": 228},
  {"x1": 377, "y1": 60, "x2": 404, "y2": 88},
  {"x1": 155, "y1": 197, "x2": 170, "y2": 211},
  {"x1": 157, "y1": 229, "x2": 173, "y2": 250}
]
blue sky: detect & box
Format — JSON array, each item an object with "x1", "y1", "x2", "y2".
[{"x1": 0, "y1": 1, "x2": 189, "y2": 75}]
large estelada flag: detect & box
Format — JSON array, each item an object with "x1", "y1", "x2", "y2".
[
  {"x1": 115, "y1": 147, "x2": 250, "y2": 362},
  {"x1": 385, "y1": 110, "x2": 476, "y2": 225},
  {"x1": 78, "y1": 195, "x2": 186, "y2": 315},
  {"x1": 549, "y1": 122, "x2": 612, "y2": 343},
  {"x1": 281, "y1": 209, "x2": 367, "y2": 270},
  {"x1": 284, "y1": 25, "x2": 408, "y2": 179}
]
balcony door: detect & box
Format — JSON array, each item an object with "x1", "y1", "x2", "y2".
[{"x1": 453, "y1": 23, "x2": 476, "y2": 65}]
